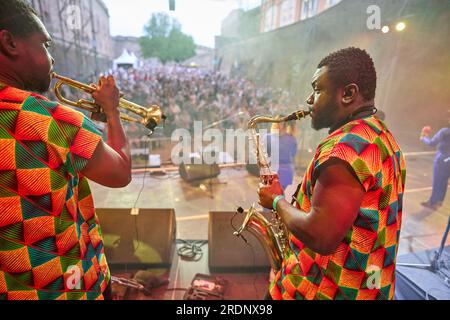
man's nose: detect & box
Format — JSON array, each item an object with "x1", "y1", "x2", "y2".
[{"x1": 306, "y1": 94, "x2": 314, "y2": 105}]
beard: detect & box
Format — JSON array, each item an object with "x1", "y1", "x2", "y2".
[
  {"x1": 25, "y1": 75, "x2": 52, "y2": 94},
  {"x1": 311, "y1": 100, "x2": 337, "y2": 131}
]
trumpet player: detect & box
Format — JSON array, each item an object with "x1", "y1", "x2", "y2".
[
  {"x1": 0, "y1": 0, "x2": 131, "y2": 300},
  {"x1": 259, "y1": 48, "x2": 406, "y2": 300}
]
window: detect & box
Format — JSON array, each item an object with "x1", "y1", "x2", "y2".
[
  {"x1": 264, "y1": 4, "x2": 276, "y2": 32},
  {"x1": 300, "y1": 0, "x2": 319, "y2": 20},
  {"x1": 280, "y1": 0, "x2": 296, "y2": 27}
]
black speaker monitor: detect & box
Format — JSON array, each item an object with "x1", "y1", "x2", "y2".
[
  {"x1": 96, "y1": 208, "x2": 176, "y2": 269},
  {"x1": 179, "y1": 162, "x2": 220, "y2": 182}
]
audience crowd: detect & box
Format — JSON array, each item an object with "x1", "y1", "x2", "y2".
[{"x1": 48, "y1": 63, "x2": 299, "y2": 149}]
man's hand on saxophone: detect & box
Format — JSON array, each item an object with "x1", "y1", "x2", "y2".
[{"x1": 258, "y1": 176, "x2": 284, "y2": 209}]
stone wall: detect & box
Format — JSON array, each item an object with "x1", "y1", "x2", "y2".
[
  {"x1": 28, "y1": 0, "x2": 113, "y2": 79},
  {"x1": 216, "y1": 0, "x2": 450, "y2": 148}
]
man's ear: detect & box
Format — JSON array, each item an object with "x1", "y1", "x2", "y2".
[
  {"x1": 0, "y1": 30, "x2": 20, "y2": 58},
  {"x1": 341, "y1": 84, "x2": 359, "y2": 105}
]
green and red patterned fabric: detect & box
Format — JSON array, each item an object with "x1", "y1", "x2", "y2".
[
  {"x1": 270, "y1": 115, "x2": 406, "y2": 300},
  {"x1": 0, "y1": 85, "x2": 109, "y2": 300}
]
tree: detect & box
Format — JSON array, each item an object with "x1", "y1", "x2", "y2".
[{"x1": 139, "y1": 12, "x2": 196, "y2": 64}]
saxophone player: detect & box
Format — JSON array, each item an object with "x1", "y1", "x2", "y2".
[
  {"x1": 259, "y1": 47, "x2": 406, "y2": 300},
  {"x1": 0, "y1": 0, "x2": 131, "y2": 300}
]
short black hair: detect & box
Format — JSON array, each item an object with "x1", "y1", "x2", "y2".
[
  {"x1": 318, "y1": 47, "x2": 377, "y2": 101},
  {"x1": 0, "y1": 0, "x2": 40, "y2": 37}
]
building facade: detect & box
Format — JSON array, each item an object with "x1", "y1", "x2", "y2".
[
  {"x1": 182, "y1": 45, "x2": 215, "y2": 69},
  {"x1": 27, "y1": 0, "x2": 113, "y2": 80},
  {"x1": 261, "y1": 0, "x2": 342, "y2": 32},
  {"x1": 112, "y1": 36, "x2": 142, "y2": 60}
]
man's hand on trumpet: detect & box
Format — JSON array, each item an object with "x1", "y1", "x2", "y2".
[{"x1": 90, "y1": 75, "x2": 120, "y2": 119}]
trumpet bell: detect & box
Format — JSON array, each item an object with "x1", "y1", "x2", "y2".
[{"x1": 143, "y1": 105, "x2": 166, "y2": 131}]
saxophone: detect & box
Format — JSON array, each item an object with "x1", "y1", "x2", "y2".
[{"x1": 234, "y1": 109, "x2": 311, "y2": 271}]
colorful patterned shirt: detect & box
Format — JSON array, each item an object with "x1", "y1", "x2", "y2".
[
  {"x1": 0, "y1": 85, "x2": 110, "y2": 300},
  {"x1": 269, "y1": 116, "x2": 406, "y2": 300}
]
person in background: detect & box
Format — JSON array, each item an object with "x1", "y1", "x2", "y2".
[
  {"x1": 266, "y1": 121, "x2": 298, "y2": 192},
  {"x1": 420, "y1": 121, "x2": 450, "y2": 209}
]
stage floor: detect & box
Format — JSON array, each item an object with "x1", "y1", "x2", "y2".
[
  {"x1": 396, "y1": 246, "x2": 450, "y2": 300},
  {"x1": 90, "y1": 151, "x2": 450, "y2": 300}
]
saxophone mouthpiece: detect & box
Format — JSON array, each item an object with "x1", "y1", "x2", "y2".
[{"x1": 286, "y1": 109, "x2": 311, "y2": 121}]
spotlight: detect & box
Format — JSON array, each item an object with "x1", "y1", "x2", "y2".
[
  {"x1": 396, "y1": 22, "x2": 406, "y2": 32},
  {"x1": 381, "y1": 25, "x2": 390, "y2": 34}
]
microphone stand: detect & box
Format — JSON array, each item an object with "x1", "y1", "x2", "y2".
[
  {"x1": 397, "y1": 215, "x2": 450, "y2": 287},
  {"x1": 203, "y1": 111, "x2": 245, "y2": 130},
  {"x1": 200, "y1": 112, "x2": 246, "y2": 199}
]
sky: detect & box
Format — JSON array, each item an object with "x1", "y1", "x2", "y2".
[{"x1": 102, "y1": 0, "x2": 262, "y2": 48}]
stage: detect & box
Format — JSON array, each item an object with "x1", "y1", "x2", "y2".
[
  {"x1": 89, "y1": 151, "x2": 450, "y2": 300},
  {"x1": 396, "y1": 246, "x2": 450, "y2": 300}
]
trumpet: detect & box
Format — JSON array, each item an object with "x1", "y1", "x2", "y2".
[{"x1": 52, "y1": 73, "x2": 166, "y2": 132}]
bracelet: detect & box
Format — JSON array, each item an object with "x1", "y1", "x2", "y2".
[{"x1": 273, "y1": 195, "x2": 285, "y2": 211}]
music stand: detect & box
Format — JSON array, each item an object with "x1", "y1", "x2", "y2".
[{"x1": 397, "y1": 215, "x2": 450, "y2": 284}]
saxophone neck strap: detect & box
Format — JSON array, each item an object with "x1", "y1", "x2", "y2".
[
  {"x1": 329, "y1": 105, "x2": 377, "y2": 134},
  {"x1": 291, "y1": 181, "x2": 302, "y2": 206}
]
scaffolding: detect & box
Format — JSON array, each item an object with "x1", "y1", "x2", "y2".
[{"x1": 29, "y1": 0, "x2": 106, "y2": 80}]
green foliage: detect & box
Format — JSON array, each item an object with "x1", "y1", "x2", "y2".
[{"x1": 139, "y1": 12, "x2": 196, "y2": 64}]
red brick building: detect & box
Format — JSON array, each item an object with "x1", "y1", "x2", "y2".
[{"x1": 261, "y1": 0, "x2": 342, "y2": 32}]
